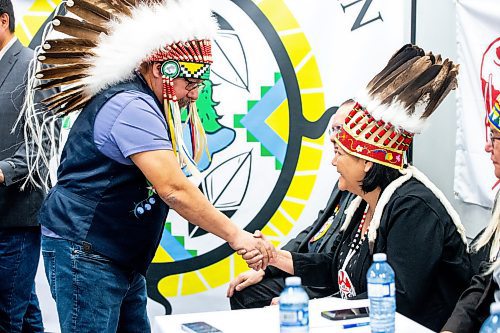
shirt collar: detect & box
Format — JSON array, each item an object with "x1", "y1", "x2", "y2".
[{"x1": 0, "y1": 36, "x2": 18, "y2": 62}]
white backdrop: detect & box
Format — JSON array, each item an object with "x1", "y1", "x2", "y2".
[
  {"x1": 454, "y1": 0, "x2": 500, "y2": 208},
  {"x1": 11, "y1": 0, "x2": 411, "y2": 331}
]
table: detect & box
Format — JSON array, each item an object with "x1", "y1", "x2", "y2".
[{"x1": 153, "y1": 298, "x2": 434, "y2": 332}]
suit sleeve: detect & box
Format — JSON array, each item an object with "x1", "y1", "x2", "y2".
[
  {"x1": 0, "y1": 86, "x2": 59, "y2": 186},
  {"x1": 0, "y1": 140, "x2": 30, "y2": 186},
  {"x1": 441, "y1": 273, "x2": 492, "y2": 333}
]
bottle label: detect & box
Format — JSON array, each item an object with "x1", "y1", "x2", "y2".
[
  {"x1": 280, "y1": 307, "x2": 309, "y2": 327},
  {"x1": 367, "y1": 282, "x2": 395, "y2": 297}
]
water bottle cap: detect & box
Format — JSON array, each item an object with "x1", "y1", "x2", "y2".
[
  {"x1": 285, "y1": 276, "x2": 302, "y2": 286},
  {"x1": 373, "y1": 253, "x2": 387, "y2": 262},
  {"x1": 491, "y1": 302, "x2": 500, "y2": 314}
]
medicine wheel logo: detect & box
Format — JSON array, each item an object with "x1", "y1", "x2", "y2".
[
  {"x1": 19, "y1": 0, "x2": 333, "y2": 313},
  {"x1": 148, "y1": 0, "x2": 332, "y2": 313}
]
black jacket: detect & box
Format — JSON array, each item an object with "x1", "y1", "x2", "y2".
[
  {"x1": 264, "y1": 184, "x2": 354, "y2": 297},
  {"x1": 265, "y1": 184, "x2": 354, "y2": 277},
  {"x1": 441, "y1": 271, "x2": 494, "y2": 333},
  {"x1": 441, "y1": 245, "x2": 495, "y2": 333},
  {"x1": 0, "y1": 39, "x2": 44, "y2": 228},
  {"x1": 291, "y1": 177, "x2": 473, "y2": 331}
]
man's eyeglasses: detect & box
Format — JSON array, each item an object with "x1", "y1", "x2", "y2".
[
  {"x1": 184, "y1": 78, "x2": 204, "y2": 91},
  {"x1": 490, "y1": 131, "x2": 500, "y2": 147}
]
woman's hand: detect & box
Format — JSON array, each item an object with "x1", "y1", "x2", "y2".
[{"x1": 226, "y1": 269, "x2": 265, "y2": 297}]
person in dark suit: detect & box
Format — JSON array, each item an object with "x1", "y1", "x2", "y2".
[
  {"x1": 0, "y1": 1, "x2": 45, "y2": 331},
  {"x1": 227, "y1": 103, "x2": 354, "y2": 309}
]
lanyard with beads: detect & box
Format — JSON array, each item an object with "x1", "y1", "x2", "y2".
[
  {"x1": 341, "y1": 205, "x2": 369, "y2": 271},
  {"x1": 337, "y1": 205, "x2": 369, "y2": 299}
]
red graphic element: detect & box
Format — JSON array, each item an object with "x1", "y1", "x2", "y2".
[
  {"x1": 481, "y1": 37, "x2": 500, "y2": 139},
  {"x1": 338, "y1": 269, "x2": 356, "y2": 299}
]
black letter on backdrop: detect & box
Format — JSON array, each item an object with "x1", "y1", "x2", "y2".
[{"x1": 340, "y1": 0, "x2": 383, "y2": 31}]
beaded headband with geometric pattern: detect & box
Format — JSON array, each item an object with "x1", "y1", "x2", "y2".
[
  {"x1": 335, "y1": 44, "x2": 459, "y2": 169},
  {"x1": 488, "y1": 95, "x2": 500, "y2": 133}
]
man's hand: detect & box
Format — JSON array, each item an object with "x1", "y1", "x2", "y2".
[
  {"x1": 238, "y1": 230, "x2": 277, "y2": 270},
  {"x1": 229, "y1": 230, "x2": 276, "y2": 270},
  {"x1": 0, "y1": 169, "x2": 4, "y2": 184},
  {"x1": 226, "y1": 269, "x2": 265, "y2": 297}
]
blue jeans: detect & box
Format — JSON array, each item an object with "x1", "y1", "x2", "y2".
[
  {"x1": 41, "y1": 236, "x2": 150, "y2": 333},
  {"x1": 0, "y1": 228, "x2": 44, "y2": 333}
]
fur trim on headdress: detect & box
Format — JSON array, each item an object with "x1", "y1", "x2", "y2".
[{"x1": 340, "y1": 166, "x2": 468, "y2": 254}]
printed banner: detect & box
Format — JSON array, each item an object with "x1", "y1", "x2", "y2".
[
  {"x1": 12, "y1": 0, "x2": 411, "y2": 328},
  {"x1": 455, "y1": 0, "x2": 499, "y2": 207}
]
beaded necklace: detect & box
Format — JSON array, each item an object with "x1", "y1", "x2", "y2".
[{"x1": 337, "y1": 204, "x2": 369, "y2": 299}]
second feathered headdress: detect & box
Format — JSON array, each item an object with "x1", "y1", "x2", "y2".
[{"x1": 334, "y1": 44, "x2": 459, "y2": 169}]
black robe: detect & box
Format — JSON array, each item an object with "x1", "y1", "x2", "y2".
[{"x1": 291, "y1": 177, "x2": 473, "y2": 332}]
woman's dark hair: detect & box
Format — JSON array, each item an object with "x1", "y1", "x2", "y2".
[
  {"x1": 361, "y1": 162, "x2": 400, "y2": 193},
  {"x1": 0, "y1": 0, "x2": 15, "y2": 33}
]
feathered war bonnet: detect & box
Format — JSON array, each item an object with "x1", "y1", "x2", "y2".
[
  {"x1": 334, "y1": 44, "x2": 459, "y2": 169},
  {"x1": 335, "y1": 44, "x2": 468, "y2": 252},
  {"x1": 28, "y1": 0, "x2": 218, "y2": 178}
]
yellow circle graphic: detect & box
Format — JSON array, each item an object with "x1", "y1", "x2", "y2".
[{"x1": 155, "y1": 0, "x2": 326, "y2": 299}]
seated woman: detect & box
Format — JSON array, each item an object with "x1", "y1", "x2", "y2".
[
  {"x1": 441, "y1": 97, "x2": 500, "y2": 333},
  {"x1": 238, "y1": 45, "x2": 473, "y2": 331}
]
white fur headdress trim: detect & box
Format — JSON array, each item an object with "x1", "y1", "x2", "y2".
[
  {"x1": 340, "y1": 165, "x2": 468, "y2": 253},
  {"x1": 356, "y1": 90, "x2": 427, "y2": 134},
  {"x1": 83, "y1": 0, "x2": 218, "y2": 96}
]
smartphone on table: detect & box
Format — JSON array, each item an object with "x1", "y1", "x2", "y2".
[
  {"x1": 181, "y1": 321, "x2": 223, "y2": 333},
  {"x1": 321, "y1": 306, "x2": 369, "y2": 321}
]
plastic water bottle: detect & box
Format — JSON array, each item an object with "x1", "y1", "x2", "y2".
[
  {"x1": 367, "y1": 253, "x2": 396, "y2": 333},
  {"x1": 279, "y1": 276, "x2": 309, "y2": 333},
  {"x1": 480, "y1": 302, "x2": 500, "y2": 332}
]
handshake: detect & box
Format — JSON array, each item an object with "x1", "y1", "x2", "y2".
[{"x1": 228, "y1": 229, "x2": 276, "y2": 271}]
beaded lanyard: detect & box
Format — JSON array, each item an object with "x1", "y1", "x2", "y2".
[
  {"x1": 309, "y1": 204, "x2": 340, "y2": 243},
  {"x1": 337, "y1": 204, "x2": 369, "y2": 299}
]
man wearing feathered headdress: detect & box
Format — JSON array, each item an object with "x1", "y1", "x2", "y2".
[{"x1": 21, "y1": 0, "x2": 275, "y2": 331}]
